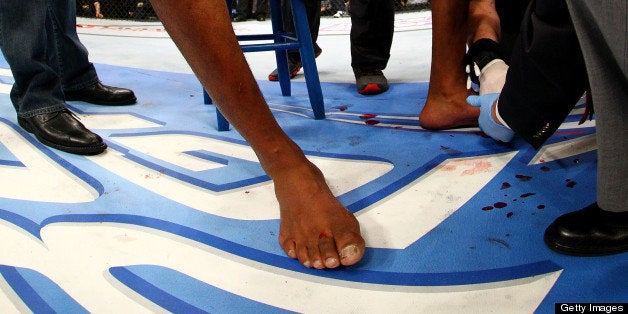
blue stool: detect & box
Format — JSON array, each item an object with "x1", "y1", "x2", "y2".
[{"x1": 204, "y1": 0, "x2": 325, "y2": 131}]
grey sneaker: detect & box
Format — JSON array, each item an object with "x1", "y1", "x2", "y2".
[
  {"x1": 268, "y1": 57, "x2": 302, "y2": 81},
  {"x1": 268, "y1": 44, "x2": 322, "y2": 81},
  {"x1": 354, "y1": 68, "x2": 389, "y2": 95}
]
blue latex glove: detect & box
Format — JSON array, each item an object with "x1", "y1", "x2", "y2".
[{"x1": 467, "y1": 93, "x2": 515, "y2": 143}]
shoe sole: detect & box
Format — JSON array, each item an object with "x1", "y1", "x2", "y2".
[
  {"x1": 65, "y1": 95, "x2": 137, "y2": 106},
  {"x1": 18, "y1": 118, "x2": 107, "y2": 155},
  {"x1": 358, "y1": 83, "x2": 389, "y2": 95},
  {"x1": 268, "y1": 66, "x2": 301, "y2": 81},
  {"x1": 543, "y1": 232, "x2": 628, "y2": 256}
]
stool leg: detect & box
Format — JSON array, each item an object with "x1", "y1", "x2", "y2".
[
  {"x1": 290, "y1": 0, "x2": 325, "y2": 119},
  {"x1": 203, "y1": 89, "x2": 213, "y2": 104},
  {"x1": 204, "y1": 88, "x2": 230, "y2": 130},
  {"x1": 270, "y1": 0, "x2": 291, "y2": 96},
  {"x1": 216, "y1": 109, "x2": 230, "y2": 131}
]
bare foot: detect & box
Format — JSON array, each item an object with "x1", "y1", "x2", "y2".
[
  {"x1": 419, "y1": 89, "x2": 480, "y2": 130},
  {"x1": 274, "y1": 160, "x2": 365, "y2": 269}
]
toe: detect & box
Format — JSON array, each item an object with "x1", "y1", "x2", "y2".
[
  {"x1": 280, "y1": 238, "x2": 297, "y2": 259},
  {"x1": 339, "y1": 244, "x2": 361, "y2": 266},
  {"x1": 307, "y1": 243, "x2": 325, "y2": 269},
  {"x1": 336, "y1": 232, "x2": 365, "y2": 266},
  {"x1": 296, "y1": 244, "x2": 312, "y2": 268},
  {"x1": 318, "y1": 236, "x2": 340, "y2": 268}
]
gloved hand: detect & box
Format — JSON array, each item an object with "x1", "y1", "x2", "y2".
[
  {"x1": 465, "y1": 59, "x2": 509, "y2": 94},
  {"x1": 478, "y1": 59, "x2": 508, "y2": 95},
  {"x1": 467, "y1": 93, "x2": 515, "y2": 143}
]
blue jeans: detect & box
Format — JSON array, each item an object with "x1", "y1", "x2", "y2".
[{"x1": 0, "y1": 0, "x2": 99, "y2": 118}]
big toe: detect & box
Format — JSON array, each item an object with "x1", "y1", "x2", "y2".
[{"x1": 337, "y1": 233, "x2": 365, "y2": 266}]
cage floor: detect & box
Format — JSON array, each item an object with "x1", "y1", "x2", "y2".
[{"x1": 0, "y1": 11, "x2": 625, "y2": 313}]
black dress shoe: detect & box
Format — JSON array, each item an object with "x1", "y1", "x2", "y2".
[
  {"x1": 232, "y1": 14, "x2": 248, "y2": 22},
  {"x1": 64, "y1": 81, "x2": 136, "y2": 106},
  {"x1": 18, "y1": 109, "x2": 107, "y2": 155},
  {"x1": 544, "y1": 203, "x2": 627, "y2": 256}
]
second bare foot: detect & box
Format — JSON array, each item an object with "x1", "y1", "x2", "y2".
[
  {"x1": 275, "y1": 160, "x2": 365, "y2": 269},
  {"x1": 419, "y1": 90, "x2": 480, "y2": 130}
]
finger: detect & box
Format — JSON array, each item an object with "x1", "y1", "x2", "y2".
[{"x1": 466, "y1": 95, "x2": 481, "y2": 107}]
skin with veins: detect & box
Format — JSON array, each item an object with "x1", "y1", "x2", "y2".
[{"x1": 148, "y1": 0, "x2": 365, "y2": 269}]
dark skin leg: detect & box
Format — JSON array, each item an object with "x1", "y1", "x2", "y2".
[
  {"x1": 149, "y1": 0, "x2": 365, "y2": 269},
  {"x1": 420, "y1": 0, "x2": 500, "y2": 130}
]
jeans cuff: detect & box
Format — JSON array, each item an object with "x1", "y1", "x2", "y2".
[
  {"x1": 18, "y1": 103, "x2": 67, "y2": 119},
  {"x1": 62, "y1": 64, "x2": 99, "y2": 92}
]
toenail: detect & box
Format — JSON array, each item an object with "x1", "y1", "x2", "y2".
[
  {"x1": 340, "y1": 245, "x2": 358, "y2": 260},
  {"x1": 325, "y1": 257, "x2": 338, "y2": 267},
  {"x1": 303, "y1": 260, "x2": 311, "y2": 268},
  {"x1": 313, "y1": 260, "x2": 323, "y2": 269},
  {"x1": 287, "y1": 249, "x2": 296, "y2": 258}
]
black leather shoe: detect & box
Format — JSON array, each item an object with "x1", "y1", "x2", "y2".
[
  {"x1": 544, "y1": 203, "x2": 627, "y2": 256},
  {"x1": 18, "y1": 109, "x2": 107, "y2": 155},
  {"x1": 64, "y1": 81, "x2": 136, "y2": 106},
  {"x1": 232, "y1": 14, "x2": 248, "y2": 22}
]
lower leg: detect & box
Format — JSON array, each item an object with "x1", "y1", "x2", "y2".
[
  {"x1": 349, "y1": 0, "x2": 394, "y2": 94},
  {"x1": 420, "y1": 0, "x2": 479, "y2": 129},
  {"x1": 149, "y1": 0, "x2": 365, "y2": 269},
  {"x1": 349, "y1": 0, "x2": 394, "y2": 70},
  {"x1": 53, "y1": 0, "x2": 99, "y2": 89},
  {"x1": 468, "y1": 0, "x2": 500, "y2": 43},
  {"x1": 567, "y1": 0, "x2": 628, "y2": 212},
  {"x1": 544, "y1": 0, "x2": 627, "y2": 256}
]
